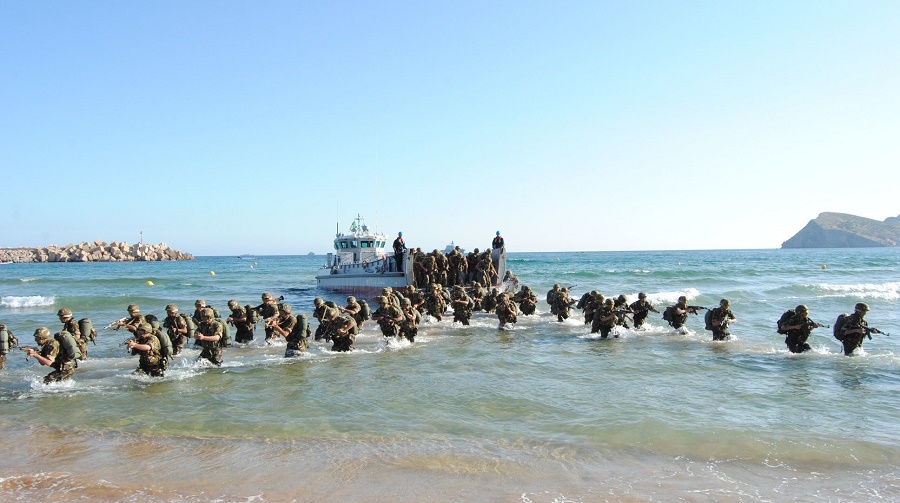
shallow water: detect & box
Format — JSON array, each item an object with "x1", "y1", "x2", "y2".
[{"x1": 1, "y1": 249, "x2": 898, "y2": 501}]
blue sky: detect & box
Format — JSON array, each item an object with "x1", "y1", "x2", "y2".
[{"x1": 2, "y1": 1, "x2": 898, "y2": 255}]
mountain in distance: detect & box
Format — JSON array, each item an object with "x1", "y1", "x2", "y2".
[{"x1": 781, "y1": 212, "x2": 900, "y2": 248}]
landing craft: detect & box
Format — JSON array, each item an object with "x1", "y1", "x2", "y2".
[{"x1": 315, "y1": 214, "x2": 507, "y2": 295}]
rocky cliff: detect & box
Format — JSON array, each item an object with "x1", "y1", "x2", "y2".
[
  {"x1": 781, "y1": 212, "x2": 900, "y2": 248},
  {"x1": 0, "y1": 241, "x2": 194, "y2": 263}
]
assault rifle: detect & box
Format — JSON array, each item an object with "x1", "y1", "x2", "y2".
[
  {"x1": 19, "y1": 346, "x2": 39, "y2": 360},
  {"x1": 105, "y1": 317, "x2": 128, "y2": 330},
  {"x1": 686, "y1": 306, "x2": 707, "y2": 315},
  {"x1": 865, "y1": 327, "x2": 891, "y2": 338}
]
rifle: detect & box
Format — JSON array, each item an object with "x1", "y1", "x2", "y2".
[
  {"x1": 105, "y1": 317, "x2": 127, "y2": 330},
  {"x1": 19, "y1": 346, "x2": 39, "y2": 360},
  {"x1": 866, "y1": 327, "x2": 892, "y2": 338},
  {"x1": 686, "y1": 306, "x2": 707, "y2": 315}
]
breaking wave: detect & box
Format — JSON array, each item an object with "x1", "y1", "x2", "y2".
[{"x1": 0, "y1": 296, "x2": 55, "y2": 308}]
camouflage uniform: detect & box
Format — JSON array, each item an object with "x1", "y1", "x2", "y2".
[
  {"x1": 546, "y1": 285, "x2": 561, "y2": 316},
  {"x1": 553, "y1": 288, "x2": 574, "y2": 322},
  {"x1": 425, "y1": 286, "x2": 446, "y2": 321},
  {"x1": 132, "y1": 323, "x2": 164, "y2": 377},
  {"x1": 227, "y1": 301, "x2": 254, "y2": 344},
  {"x1": 271, "y1": 306, "x2": 297, "y2": 340},
  {"x1": 496, "y1": 294, "x2": 518, "y2": 327},
  {"x1": 32, "y1": 328, "x2": 75, "y2": 384},
  {"x1": 629, "y1": 295, "x2": 658, "y2": 329},
  {"x1": 664, "y1": 297, "x2": 691, "y2": 330},
  {"x1": 591, "y1": 300, "x2": 617, "y2": 338},
  {"x1": 373, "y1": 297, "x2": 403, "y2": 337},
  {"x1": 58, "y1": 309, "x2": 86, "y2": 361},
  {"x1": 481, "y1": 288, "x2": 499, "y2": 313},
  {"x1": 512, "y1": 286, "x2": 537, "y2": 315},
  {"x1": 780, "y1": 305, "x2": 817, "y2": 353},
  {"x1": 399, "y1": 299, "x2": 420, "y2": 342},
  {"x1": 196, "y1": 309, "x2": 223, "y2": 366},
  {"x1": 285, "y1": 314, "x2": 310, "y2": 356},
  {"x1": 163, "y1": 305, "x2": 190, "y2": 354},
  {"x1": 331, "y1": 314, "x2": 357, "y2": 352},
  {"x1": 707, "y1": 300, "x2": 736, "y2": 341},
  {"x1": 838, "y1": 303, "x2": 871, "y2": 356},
  {"x1": 450, "y1": 286, "x2": 474, "y2": 325}
]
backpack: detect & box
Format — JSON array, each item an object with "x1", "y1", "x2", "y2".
[
  {"x1": 78, "y1": 318, "x2": 97, "y2": 342},
  {"x1": 145, "y1": 314, "x2": 161, "y2": 332},
  {"x1": 245, "y1": 305, "x2": 260, "y2": 325},
  {"x1": 155, "y1": 331, "x2": 173, "y2": 360},
  {"x1": 776, "y1": 309, "x2": 796, "y2": 335},
  {"x1": 0, "y1": 324, "x2": 17, "y2": 353},
  {"x1": 662, "y1": 306, "x2": 674, "y2": 322},
  {"x1": 217, "y1": 319, "x2": 233, "y2": 347},
  {"x1": 833, "y1": 313, "x2": 849, "y2": 341},
  {"x1": 180, "y1": 313, "x2": 196, "y2": 339},
  {"x1": 293, "y1": 314, "x2": 312, "y2": 339},
  {"x1": 358, "y1": 299, "x2": 372, "y2": 320},
  {"x1": 55, "y1": 330, "x2": 82, "y2": 361},
  {"x1": 704, "y1": 309, "x2": 715, "y2": 331}
]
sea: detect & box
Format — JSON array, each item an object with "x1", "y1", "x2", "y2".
[{"x1": 0, "y1": 248, "x2": 898, "y2": 502}]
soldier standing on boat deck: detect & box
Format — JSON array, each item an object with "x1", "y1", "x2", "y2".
[
  {"x1": 492, "y1": 231, "x2": 504, "y2": 250},
  {"x1": 57, "y1": 308, "x2": 86, "y2": 361},
  {"x1": 393, "y1": 232, "x2": 406, "y2": 272}
]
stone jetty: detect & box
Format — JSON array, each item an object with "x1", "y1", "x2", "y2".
[{"x1": 0, "y1": 241, "x2": 194, "y2": 263}]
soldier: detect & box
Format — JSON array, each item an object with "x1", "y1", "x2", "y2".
[
  {"x1": 191, "y1": 299, "x2": 220, "y2": 325},
  {"x1": 553, "y1": 287, "x2": 575, "y2": 322},
  {"x1": 268, "y1": 303, "x2": 297, "y2": 341},
  {"x1": 226, "y1": 300, "x2": 254, "y2": 343},
  {"x1": 629, "y1": 292, "x2": 659, "y2": 329},
  {"x1": 399, "y1": 298, "x2": 420, "y2": 343},
  {"x1": 546, "y1": 284, "x2": 561, "y2": 316},
  {"x1": 420, "y1": 252, "x2": 436, "y2": 287},
  {"x1": 580, "y1": 291, "x2": 604, "y2": 325},
  {"x1": 424, "y1": 284, "x2": 446, "y2": 321},
  {"x1": 372, "y1": 295, "x2": 403, "y2": 338},
  {"x1": 0, "y1": 323, "x2": 15, "y2": 370},
  {"x1": 126, "y1": 322, "x2": 165, "y2": 377},
  {"x1": 194, "y1": 308, "x2": 223, "y2": 366},
  {"x1": 392, "y1": 231, "x2": 406, "y2": 272},
  {"x1": 257, "y1": 293, "x2": 280, "y2": 341},
  {"x1": 706, "y1": 299, "x2": 736, "y2": 341},
  {"x1": 331, "y1": 314, "x2": 358, "y2": 352},
  {"x1": 837, "y1": 302, "x2": 875, "y2": 356},
  {"x1": 285, "y1": 314, "x2": 310, "y2": 357},
  {"x1": 469, "y1": 282, "x2": 486, "y2": 312},
  {"x1": 613, "y1": 294, "x2": 632, "y2": 329},
  {"x1": 591, "y1": 298, "x2": 618, "y2": 338},
  {"x1": 338, "y1": 296, "x2": 364, "y2": 329},
  {"x1": 23, "y1": 327, "x2": 77, "y2": 384},
  {"x1": 512, "y1": 285, "x2": 537, "y2": 315},
  {"x1": 116, "y1": 304, "x2": 147, "y2": 335},
  {"x1": 162, "y1": 304, "x2": 190, "y2": 355},
  {"x1": 450, "y1": 285, "x2": 474, "y2": 325},
  {"x1": 778, "y1": 304, "x2": 821, "y2": 353},
  {"x1": 482, "y1": 287, "x2": 499, "y2": 314},
  {"x1": 496, "y1": 293, "x2": 518, "y2": 329},
  {"x1": 405, "y1": 285, "x2": 426, "y2": 314},
  {"x1": 663, "y1": 296, "x2": 701, "y2": 332},
  {"x1": 57, "y1": 308, "x2": 86, "y2": 361},
  {"x1": 313, "y1": 297, "x2": 340, "y2": 342}
]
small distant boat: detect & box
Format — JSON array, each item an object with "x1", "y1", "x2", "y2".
[
  {"x1": 307, "y1": 252, "x2": 315, "y2": 256},
  {"x1": 236, "y1": 254, "x2": 255, "y2": 260},
  {"x1": 443, "y1": 241, "x2": 465, "y2": 255}
]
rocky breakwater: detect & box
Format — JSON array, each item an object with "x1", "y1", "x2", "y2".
[{"x1": 0, "y1": 241, "x2": 194, "y2": 263}]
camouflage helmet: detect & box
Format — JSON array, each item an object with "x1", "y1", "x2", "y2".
[
  {"x1": 401, "y1": 298, "x2": 411, "y2": 307},
  {"x1": 617, "y1": 294, "x2": 626, "y2": 302},
  {"x1": 33, "y1": 327, "x2": 51, "y2": 341},
  {"x1": 855, "y1": 302, "x2": 869, "y2": 312},
  {"x1": 553, "y1": 284, "x2": 560, "y2": 290},
  {"x1": 313, "y1": 297, "x2": 324, "y2": 306},
  {"x1": 227, "y1": 299, "x2": 239, "y2": 309},
  {"x1": 201, "y1": 308, "x2": 215, "y2": 320},
  {"x1": 195, "y1": 299, "x2": 206, "y2": 307},
  {"x1": 720, "y1": 299, "x2": 730, "y2": 308},
  {"x1": 591, "y1": 290, "x2": 600, "y2": 297},
  {"x1": 347, "y1": 296, "x2": 356, "y2": 303},
  {"x1": 605, "y1": 298, "x2": 614, "y2": 306},
  {"x1": 796, "y1": 304, "x2": 809, "y2": 313},
  {"x1": 473, "y1": 248, "x2": 479, "y2": 254},
  {"x1": 678, "y1": 296, "x2": 687, "y2": 303},
  {"x1": 57, "y1": 308, "x2": 72, "y2": 317},
  {"x1": 137, "y1": 322, "x2": 153, "y2": 334},
  {"x1": 262, "y1": 292, "x2": 274, "y2": 301},
  {"x1": 165, "y1": 304, "x2": 178, "y2": 313},
  {"x1": 638, "y1": 292, "x2": 647, "y2": 299},
  {"x1": 127, "y1": 304, "x2": 140, "y2": 314},
  {"x1": 280, "y1": 303, "x2": 292, "y2": 314},
  {"x1": 499, "y1": 293, "x2": 508, "y2": 300}
]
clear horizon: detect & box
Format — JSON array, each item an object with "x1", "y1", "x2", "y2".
[{"x1": 3, "y1": 2, "x2": 899, "y2": 255}]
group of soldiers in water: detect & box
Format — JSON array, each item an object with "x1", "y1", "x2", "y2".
[{"x1": 0, "y1": 276, "x2": 888, "y2": 385}]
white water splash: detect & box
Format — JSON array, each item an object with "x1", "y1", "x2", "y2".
[{"x1": 0, "y1": 295, "x2": 55, "y2": 308}]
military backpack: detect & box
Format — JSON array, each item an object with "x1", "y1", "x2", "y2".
[
  {"x1": 776, "y1": 310, "x2": 796, "y2": 335},
  {"x1": 55, "y1": 330, "x2": 82, "y2": 361},
  {"x1": 358, "y1": 299, "x2": 371, "y2": 320},
  {"x1": 662, "y1": 306, "x2": 674, "y2": 323},
  {"x1": 0, "y1": 324, "x2": 17, "y2": 353},
  {"x1": 833, "y1": 313, "x2": 849, "y2": 341},
  {"x1": 704, "y1": 309, "x2": 715, "y2": 331},
  {"x1": 245, "y1": 304, "x2": 260, "y2": 325}
]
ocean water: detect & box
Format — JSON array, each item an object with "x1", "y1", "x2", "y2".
[{"x1": 0, "y1": 249, "x2": 898, "y2": 502}]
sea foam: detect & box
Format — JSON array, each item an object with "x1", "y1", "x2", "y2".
[{"x1": 0, "y1": 295, "x2": 55, "y2": 308}]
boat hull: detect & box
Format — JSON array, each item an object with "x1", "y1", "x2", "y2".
[{"x1": 315, "y1": 271, "x2": 410, "y2": 295}]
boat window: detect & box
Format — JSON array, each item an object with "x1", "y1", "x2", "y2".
[
  {"x1": 339, "y1": 241, "x2": 348, "y2": 249},
  {"x1": 351, "y1": 240, "x2": 358, "y2": 248}
]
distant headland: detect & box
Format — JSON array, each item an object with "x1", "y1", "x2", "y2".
[
  {"x1": 782, "y1": 212, "x2": 900, "y2": 248},
  {"x1": 0, "y1": 241, "x2": 194, "y2": 263}
]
